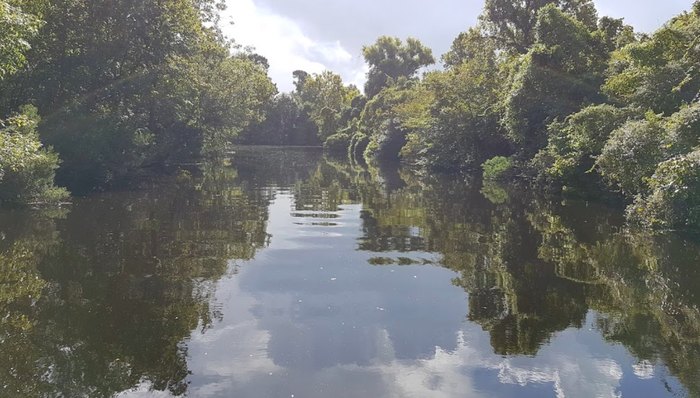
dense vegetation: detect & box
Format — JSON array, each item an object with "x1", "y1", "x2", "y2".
[
  {"x1": 2, "y1": 0, "x2": 700, "y2": 230},
  {"x1": 0, "y1": 0, "x2": 275, "y2": 200},
  {"x1": 242, "y1": 1, "x2": 700, "y2": 231}
]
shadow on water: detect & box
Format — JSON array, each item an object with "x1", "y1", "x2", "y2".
[{"x1": 0, "y1": 146, "x2": 698, "y2": 397}]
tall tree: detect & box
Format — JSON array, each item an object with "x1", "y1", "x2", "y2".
[
  {"x1": 0, "y1": 0, "x2": 42, "y2": 81},
  {"x1": 603, "y1": 2, "x2": 700, "y2": 115},
  {"x1": 503, "y1": 4, "x2": 605, "y2": 157},
  {"x1": 362, "y1": 36, "x2": 434, "y2": 98},
  {"x1": 480, "y1": 0, "x2": 598, "y2": 53},
  {"x1": 296, "y1": 71, "x2": 359, "y2": 141},
  {"x1": 0, "y1": 0, "x2": 275, "y2": 190}
]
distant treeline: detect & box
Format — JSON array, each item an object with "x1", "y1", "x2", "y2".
[
  {"x1": 241, "y1": 0, "x2": 700, "y2": 231},
  {"x1": 0, "y1": 0, "x2": 275, "y2": 200}
]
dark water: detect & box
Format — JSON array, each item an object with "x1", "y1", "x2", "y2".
[{"x1": 1, "y1": 147, "x2": 699, "y2": 398}]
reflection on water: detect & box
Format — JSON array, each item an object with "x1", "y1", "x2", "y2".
[{"x1": 1, "y1": 147, "x2": 699, "y2": 397}]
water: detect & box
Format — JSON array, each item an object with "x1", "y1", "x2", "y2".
[{"x1": 1, "y1": 147, "x2": 699, "y2": 398}]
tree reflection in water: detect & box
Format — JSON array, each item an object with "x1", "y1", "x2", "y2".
[{"x1": 0, "y1": 148, "x2": 698, "y2": 396}]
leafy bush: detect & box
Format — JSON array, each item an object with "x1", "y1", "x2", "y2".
[
  {"x1": 482, "y1": 156, "x2": 514, "y2": 180},
  {"x1": 629, "y1": 149, "x2": 700, "y2": 229},
  {"x1": 481, "y1": 181, "x2": 509, "y2": 204},
  {"x1": 665, "y1": 102, "x2": 700, "y2": 155},
  {"x1": 0, "y1": 106, "x2": 68, "y2": 205},
  {"x1": 534, "y1": 105, "x2": 639, "y2": 184},
  {"x1": 602, "y1": 7, "x2": 700, "y2": 115},
  {"x1": 596, "y1": 117, "x2": 668, "y2": 196}
]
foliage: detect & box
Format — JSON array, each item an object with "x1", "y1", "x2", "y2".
[
  {"x1": 412, "y1": 32, "x2": 510, "y2": 171},
  {"x1": 360, "y1": 84, "x2": 418, "y2": 161},
  {"x1": 595, "y1": 116, "x2": 668, "y2": 196},
  {"x1": 362, "y1": 36, "x2": 435, "y2": 98},
  {"x1": 533, "y1": 104, "x2": 640, "y2": 185},
  {"x1": 603, "y1": 5, "x2": 700, "y2": 115},
  {"x1": 482, "y1": 156, "x2": 514, "y2": 180},
  {"x1": 503, "y1": 5, "x2": 606, "y2": 157},
  {"x1": 480, "y1": 0, "x2": 598, "y2": 54},
  {"x1": 0, "y1": 0, "x2": 275, "y2": 191},
  {"x1": 665, "y1": 101, "x2": 700, "y2": 154},
  {"x1": 0, "y1": 0, "x2": 42, "y2": 80},
  {"x1": 0, "y1": 105, "x2": 68, "y2": 204},
  {"x1": 442, "y1": 27, "x2": 497, "y2": 67},
  {"x1": 596, "y1": 16, "x2": 636, "y2": 53},
  {"x1": 239, "y1": 93, "x2": 319, "y2": 146},
  {"x1": 294, "y1": 70, "x2": 359, "y2": 142},
  {"x1": 629, "y1": 149, "x2": 700, "y2": 229}
]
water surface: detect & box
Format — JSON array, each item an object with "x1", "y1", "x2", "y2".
[{"x1": 1, "y1": 147, "x2": 699, "y2": 397}]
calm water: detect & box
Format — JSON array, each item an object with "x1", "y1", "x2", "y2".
[{"x1": 1, "y1": 147, "x2": 699, "y2": 398}]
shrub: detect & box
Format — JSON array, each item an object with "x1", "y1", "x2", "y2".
[
  {"x1": 0, "y1": 106, "x2": 68, "y2": 205},
  {"x1": 629, "y1": 150, "x2": 700, "y2": 229},
  {"x1": 482, "y1": 156, "x2": 514, "y2": 181},
  {"x1": 535, "y1": 105, "x2": 639, "y2": 184},
  {"x1": 665, "y1": 102, "x2": 700, "y2": 155},
  {"x1": 481, "y1": 181, "x2": 509, "y2": 204},
  {"x1": 596, "y1": 117, "x2": 668, "y2": 196}
]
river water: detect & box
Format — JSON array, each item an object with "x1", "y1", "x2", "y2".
[{"x1": 1, "y1": 147, "x2": 698, "y2": 397}]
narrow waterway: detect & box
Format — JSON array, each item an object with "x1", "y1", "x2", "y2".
[{"x1": 2, "y1": 147, "x2": 698, "y2": 397}]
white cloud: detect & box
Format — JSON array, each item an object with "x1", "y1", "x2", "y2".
[
  {"x1": 221, "y1": 0, "x2": 363, "y2": 92},
  {"x1": 222, "y1": 0, "x2": 696, "y2": 93},
  {"x1": 593, "y1": 0, "x2": 694, "y2": 33}
]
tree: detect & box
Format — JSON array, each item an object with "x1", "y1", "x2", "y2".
[
  {"x1": 532, "y1": 104, "x2": 639, "y2": 187},
  {"x1": 595, "y1": 116, "x2": 668, "y2": 196},
  {"x1": 362, "y1": 36, "x2": 435, "y2": 98},
  {"x1": 408, "y1": 30, "x2": 510, "y2": 171},
  {"x1": 0, "y1": 105, "x2": 68, "y2": 205},
  {"x1": 603, "y1": 4, "x2": 700, "y2": 115},
  {"x1": 0, "y1": 0, "x2": 42, "y2": 81},
  {"x1": 240, "y1": 94, "x2": 319, "y2": 146},
  {"x1": 442, "y1": 27, "x2": 496, "y2": 68},
  {"x1": 0, "y1": 0, "x2": 275, "y2": 190},
  {"x1": 296, "y1": 70, "x2": 359, "y2": 142},
  {"x1": 480, "y1": 0, "x2": 598, "y2": 53},
  {"x1": 596, "y1": 16, "x2": 636, "y2": 53},
  {"x1": 293, "y1": 70, "x2": 310, "y2": 93},
  {"x1": 503, "y1": 5, "x2": 605, "y2": 157},
  {"x1": 360, "y1": 83, "x2": 420, "y2": 161},
  {"x1": 630, "y1": 149, "x2": 700, "y2": 229}
]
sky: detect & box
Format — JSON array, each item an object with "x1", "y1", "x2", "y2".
[{"x1": 221, "y1": 0, "x2": 696, "y2": 93}]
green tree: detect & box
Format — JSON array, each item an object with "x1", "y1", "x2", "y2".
[
  {"x1": 533, "y1": 104, "x2": 640, "y2": 187},
  {"x1": 603, "y1": 4, "x2": 700, "y2": 115},
  {"x1": 362, "y1": 36, "x2": 435, "y2": 98},
  {"x1": 360, "y1": 83, "x2": 422, "y2": 161},
  {"x1": 0, "y1": 0, "x2": 42, "y2": 80},
  {"x1": 595, "y1": 116, "x2": 668, "y2": 196},
  {"x1": 504, "y1": 5, "x2": 605, "y2": 158},
  {"x1": 410, "y1": 29, "x2": 510, "y2": 171},
  {"x1": 480, "y1": 0, "x2": 598, "y2": 53},
  {"x1": 630, "y1": 149, "x2": 700, "y2": 229},
  {"x1": 0, "y1": 105, "x2": 68, "y2": 204},
  {"x1": 296, "y1": 70, "x2": 359, "y2": 142},
  {"x1": 0, "y1": 0, "x2": 275, "y2": 191},
  {"x1": 240, "y1": 93, "x2": 319, "y2": 146}
]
